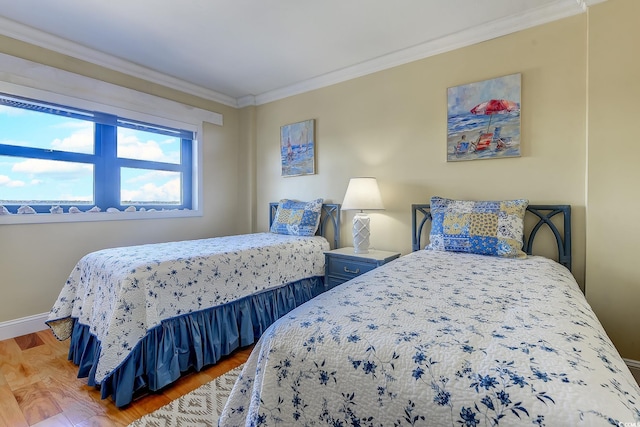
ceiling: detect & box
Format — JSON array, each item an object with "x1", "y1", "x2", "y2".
[{"x1": 0, "y1": 0, "x2": 601, "y2": 108}]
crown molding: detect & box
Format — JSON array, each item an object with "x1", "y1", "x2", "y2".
[
  {"x1": 254, "y1": 1, "x2": 590, "y2": 105},
  {"x1": 0, "y1": 16, "x2": 238, "y2": 108},
  {"x1": 237, "y1": 95, "x2": 257, "y2": 109},
  {"x1": 0, "y1": 0, "x2": 601, "y2": 108}
]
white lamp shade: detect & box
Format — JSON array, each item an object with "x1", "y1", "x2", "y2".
[
  {"x1": 341, "y1": 177, "x2": 384, "y2": 254},
  {"x1": 341, "y1": 177, "x2": 385, "y2": 211}
]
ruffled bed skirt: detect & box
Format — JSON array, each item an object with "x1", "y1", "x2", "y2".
[{"x1": 66, "y1": 276, "x2": 325, "y2": 407}]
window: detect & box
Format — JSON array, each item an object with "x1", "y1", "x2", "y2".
[{"x1": 0, "y1": 93, "x2": 194, "y2": 214}]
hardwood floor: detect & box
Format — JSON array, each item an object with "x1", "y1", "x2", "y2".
[
  {"x1": 0, "y1": 330, "x2": 251, "y2": 427},
  {"x1": 3, "y1": 329, "x2": 640, "y2": 427}
]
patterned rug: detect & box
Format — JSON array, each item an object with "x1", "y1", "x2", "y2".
[{"x1": 128, "y1": 364, "x2": 243, "y2": 427}]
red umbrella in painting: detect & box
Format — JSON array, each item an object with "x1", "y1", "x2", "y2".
[{"x1": 470, "y1": 99, "x2": 519, "y2": 132}]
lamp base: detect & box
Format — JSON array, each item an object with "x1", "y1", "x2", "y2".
[{"x1": 352, "y1": 212, "x2": 371, "y2": 254}]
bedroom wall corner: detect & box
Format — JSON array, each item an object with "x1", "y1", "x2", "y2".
[
  {"x1": 586, "y1": 0, "x2": 640, "y2": 361},
  {"x1": 238, "y1": 105, "x2": 258, "y2": 233}
]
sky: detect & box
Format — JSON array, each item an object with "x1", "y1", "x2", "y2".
[{"x1": 0, "y1": 105, "x2": 182, "y2": 206}]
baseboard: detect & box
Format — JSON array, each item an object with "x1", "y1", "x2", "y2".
[
  {"x1": 0, "y1": 312, "x2": 49, "y2": 341},
  {"x1": 625, "y1": 358, "x2": 640, "y2": 371}
]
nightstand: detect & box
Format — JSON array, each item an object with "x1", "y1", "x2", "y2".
[{"x1": 324, "y1": 247, "x2": 401, "y2": 289}]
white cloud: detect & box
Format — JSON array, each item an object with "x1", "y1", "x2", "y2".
[
  {"x1": 12, "y1": 159, "x2": 92, "y2": 176},
  {"x1": 50, "y1": 123, "x2": 94, "y2": 153},
  {"x1": 121, "y1": 178, "x2": 180, "y2": 202},
  {"x1": 117, "y1": 130, "x2": 180, "y2": 163},
  {"x1": 0, "y1": 174, "x2": 25, "y2": 187}
]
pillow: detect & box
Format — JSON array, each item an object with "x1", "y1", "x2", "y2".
[
  {"x1": 270, "y1": 198, "x2": 324, "y2": 236},
  {"x1": 427, "y1": 196, "x2": 529, "y2": 258}
]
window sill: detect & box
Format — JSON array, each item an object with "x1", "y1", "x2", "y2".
[{"x1": 0, "y1": 208, "x2": 202, "y2": 225}]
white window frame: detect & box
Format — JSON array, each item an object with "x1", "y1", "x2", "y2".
[{"x1": 0, "y1": 53, "x2": 223, "y2": 225}]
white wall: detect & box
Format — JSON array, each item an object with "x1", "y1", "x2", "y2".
[
  {"x1": 586, "y1": 0, "x2": 640, "y2": 361},
  {"x1": 251, "y1": 15, "x2": 587, "y2": 284}
]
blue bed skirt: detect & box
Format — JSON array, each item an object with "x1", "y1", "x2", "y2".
[{"x1": 67, "y1": 276, "x2": 325, "y2": 407}]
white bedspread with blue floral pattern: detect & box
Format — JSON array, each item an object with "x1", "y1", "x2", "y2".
[
  {"x1": 221, "y1": 250, "x2": 640, "y2": 426},
  {"x1": 47, "y1": 232, "x2": 329, "y2": 383}
]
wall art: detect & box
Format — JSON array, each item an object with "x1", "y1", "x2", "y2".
[
  {"x1": 280, "y1": 119, "x2": 316, "y2": 176},
  {"x1": 447, "y1": 73, "x2": 521, "y2": 162}
]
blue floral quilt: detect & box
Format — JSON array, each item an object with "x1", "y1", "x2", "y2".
[
  {"x1": 46, "y1": 233, "x2": 329, "y2": 384},
  {"x1": 221, "y1": 250, "x2": 640, "y2": 426}
]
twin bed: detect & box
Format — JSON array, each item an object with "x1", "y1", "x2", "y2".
[
  {"x1": 47, "y1": 196, "x2": 640, "y2": 425},
  {"x1": 46, "y1": 199, "x2": 340, "y2": 407},
  {"x1": 220, "y1": 198, "x2": 640, "y2": 426}
]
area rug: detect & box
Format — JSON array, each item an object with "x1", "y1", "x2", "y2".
[{"x1": 128, "y1": 364, "x2": 243, "y2": 427}]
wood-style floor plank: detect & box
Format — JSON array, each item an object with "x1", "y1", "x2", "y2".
[
  {"x1": 0, "y1": 330, "x2": 252, "y2": 426},
  {"x1": 0, "y1": 384, "x2": 29, "y2": 427},
  {"x1": 14, "y1": 333, "x2": 44, "y2": 351},
  {"x1": 13, "y1": 381, "x2": 62, "y2": 425}
]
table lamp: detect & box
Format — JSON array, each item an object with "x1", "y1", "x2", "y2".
[{"x1": 341, "y1": 177, "x2": 385, "y2": 254}]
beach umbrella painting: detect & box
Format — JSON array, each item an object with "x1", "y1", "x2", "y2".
[{"x1": 470, "y1": 99, "x2": 519, "y2": 132}]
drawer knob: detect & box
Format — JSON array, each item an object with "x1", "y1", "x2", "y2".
[{"x1": 344, "y1": 266, "x2": 360, "y2": 274}]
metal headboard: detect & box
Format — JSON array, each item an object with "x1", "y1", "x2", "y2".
[
  {"x1": 411, "y1": 204, "x2": 572, "y2": 272},
  {"x1": 269, "y1": 202, "x2": 341, "y2": 249}
]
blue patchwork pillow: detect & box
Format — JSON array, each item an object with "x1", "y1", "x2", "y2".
[
  {"x1": 427, "y1": 196, "x2": 529, "y2": 258},
  {"x1": 270, "y1": 198, "x2": 324, "y2": 236}
]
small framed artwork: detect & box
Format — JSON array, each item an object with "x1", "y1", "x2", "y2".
[
  {"x1": 280, "y1": 119, "x2": 316, "y2": 176},
  {"x1": 447, "y1": 73, "x2": 521, "y2": 162}
]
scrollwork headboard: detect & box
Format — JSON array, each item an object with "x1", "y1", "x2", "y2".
[{"x1": 411, "y1": 204, "x2": 572, "y2": 271}]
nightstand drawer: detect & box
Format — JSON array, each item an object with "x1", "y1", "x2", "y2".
[
  {"x1": 327, "y1": 257, "x2": 377, "y2": 279},
  {"x1": 324, "y1": 248, "x2": 401, "y2": 289}
]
